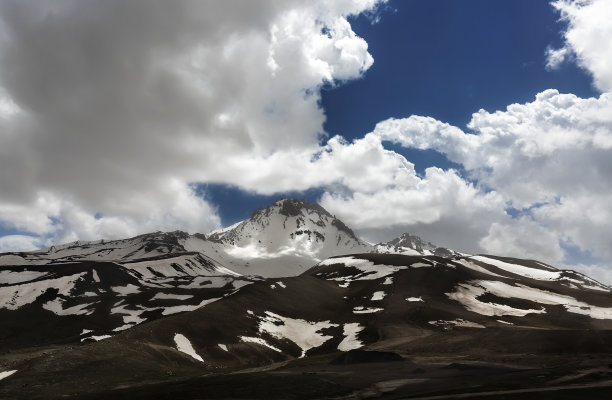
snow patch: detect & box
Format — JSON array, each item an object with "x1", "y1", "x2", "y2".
[
  {"x1": 276, "y1": 281, "x2": 286, "y2": 289},
  {"x1": 113, "y1": 324, "x2": 135, "y2": 332},
  {"x1": 84, "y1": 335, "x2": 111, "y2": 342},
  {"x1": 111, "y1": 284, "x2": 140, "y2": 296},
  {"x1": 92, "y1": 269, "x2": 100, "y2": 283},
  {"x1": 0, "y1": 272, "x2": 86, "y2": 310},
  {"x1": 0, "y1": 370, "x2": 17, "y2": 381},
  {"x1": 257, "y1": 311, "x2": 338, "y2": 357},
  {"x1": 0, "y1": 270, "x2": 46, "y2": 284},
  {"x1": 353, "y1": 306, "x2": 383, "y2": 314},
  {"x1": 240, "y1": 336, "x2": 282, "y2": 352},
  {"x1": 111, "y1": 304, "x2": 147, "y2": 325},
  {"x1": 497, "y1": 320, "x2": 514, "y2": 325},
  {"x1": 382, "y1": 277, "x2": 393, "y2": 285},
  {"x1": 337, "y1": 323, "x2": 364, "y2": 351},
  {"x1": 455, "y1": 259, "x2": 504, "y2": 278},
  {"x1": 371, "y1": 291, "x2": 386, "y2": 301},
  {"x1": 161, "y1": 297, "x2": 220, "y2": 316},
  {"x1": 80, "y1": 329, "x2": 93, "y2": 336},
  {"x1": 405, "y1": 297, "x2": 423, "y2": 302},
  {"x1": 410, "y1": 262, "x2": 432, "y2": 268},
  {"x1": 43, "y1": 298, "x2": 95, "y2": 316},
  {"x1": 470, "y1": 256, "x2": 561, "y2": 281},
  {"x1": 319, "y1": 256, "x2": 407, "y2": 281},
  {"x1": 447, "y1": 280, "x2": 612, "y2": 319},
  {"x1": 218, "y1": 344, "x2": 228, "y2": 352},
  {"x1": 429, "y1": 319, "x2": 485, "y2": 329},
  {"x1": 174, "y1": 333, "x2": 204, "y2": 362},
  {"x1": 151, "y1": 292, "x2": 194, "y2": 301},
  {"x1": 446, "y1": 282, "x2": 546, "y2": 317}
]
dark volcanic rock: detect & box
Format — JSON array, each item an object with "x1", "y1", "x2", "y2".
[{"x1": 330, "y1": 349, "x2": 404, "y2": 364}]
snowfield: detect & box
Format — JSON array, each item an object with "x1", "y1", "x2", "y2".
[
  {"x1": 447, "y1": 280, "x2": 612, "y2": 319},
  {"x1": 240, "y1": 336, "x2": 282, "y2": 353},
  {"x1": 0, "y1": 272, "x2": 87, "y2": 310},
  {"x1": 0, "y1": 370, "x2": 17, "y2": 381},
  {"x1": 470, "y1": 256, "x2": 561, "y2": 281},
  {"x1": 319, "y1": 256, "x2": 408, "y2": 281},
  {"x1": 257, "y1": 311, "x2": 337, "y2": 358},
  {"x1": 0, "y1": 270, "x2": 47, "y2": 284},
  {"x1": 429, "y1": 319, "x2": 486, "y2": 329},
  {"x1": 174, "y1": 333, "x2": 203, "y2": 362},
  {"x1": 337, "y1": 323, "x2": 364, "y2": 351},
  {"x1": 371, "y1": 291, "x2": 386, "y2": 301}
]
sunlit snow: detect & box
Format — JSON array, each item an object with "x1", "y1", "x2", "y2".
[
  {"x1": 371, "y1": 291, "x2": 386, "y2": 301},
  {"x1": 111, "y1": 284, "x2": 140, "y2": 296},
  {"x1": 257, "y1": 311, "x2": 338, "y2": 357},
  {"x1": 43, "y1": 298, "x2": 95, "y2": 316},
  {"x1": 150, "y1": 293, "x2": 194, "y2": 301},
  {"x1": 337, "y1": 323, "x2": 364, "y2": 351},
  {"x1": 174, "y1": 333, "x2": 204, "y2": 362},
  {"x1": 0, "y1": 272, "x2": 87, "y2": 310},
  {"x1": 429, "y1": 319, "x2": 485, "y2": 328},
  {"x1": 319, "y1": 256, "x2": 407, "y2": 281},
  {"x1": 240, "y1": 336, "x2": 282, "y2": 352},
  {"x1": 0, "y1": 270, "x2": 46, "y2": 284},
  {"x1": 470, "y1": 256, "x2": 561, "y2": 281},
  {"x1": 353, "y1": 306, "x2": 383, "y2": 314},
  {"x1": 447, "y1": 279, "x2": 612, "y2": 319},
  {"x1": 0, "y1": 370, "x2": 18, "y2": 381}
]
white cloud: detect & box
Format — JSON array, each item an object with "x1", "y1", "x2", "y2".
[
  {"x1": 479, "y1": 218, "x2": 564, "y2": 263},
  {"x1": 0, "y1": 235, "x2": 42, "y2": 252},
  {"x1": 360, "y1": 87, "x2": 612, "y2": 273},
  {"x1": 547, "y1": 0, "x2": 612, "y2": 91},
  {"x1": 0, "y1": 0, "x2": 384, "y2": 247}
]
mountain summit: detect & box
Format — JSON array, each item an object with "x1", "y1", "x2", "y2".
[{"x1": 205, "y1": 198, "x2": 371, "y2": 274}]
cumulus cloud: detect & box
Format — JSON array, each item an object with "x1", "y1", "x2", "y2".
[
  {"x1": 0, "y1": 0, "x2": 383, "y2": 244},
  {"x1": 0, "y1": 235, "x2": 43, "y2": 253},
  {"x1": 547, "y1": 0, "x2": 612, "y2": 91},
  {"x1": 354, "y1": 86, "x2": 611, "y2": 279}
]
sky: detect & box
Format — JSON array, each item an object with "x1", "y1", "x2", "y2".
[{"x1": 1, "y1": 0, "x2": 612, "y2": 283}]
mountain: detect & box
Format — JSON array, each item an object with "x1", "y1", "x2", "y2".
[
  {"x1": 1, "y1": 252, "x2": 611, "y2": 399},
  {"x1": 376, "y1": 232, "x2": 457, "y2": 257},
  {"x1": 204, "y1": 198, "x2": 372, "y2": 276},
  {"x1": 0, "y1": 198, "x2": 443, "y2": 278},
  {"x1": 1, "y1": 199, "x2": 612, "y2": 399}
]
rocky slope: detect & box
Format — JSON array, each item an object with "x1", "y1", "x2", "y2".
[{"x1": 1, "y1": 199, "x2": 612, "y2": 399}]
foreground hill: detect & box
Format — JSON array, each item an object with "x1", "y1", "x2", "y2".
[{"x1": 1, "y1": 252, "x2": 611, "y2": 399}]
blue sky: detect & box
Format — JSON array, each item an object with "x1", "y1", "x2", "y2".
[
  {"x1": 1, "y1": 0, "x2": 611, "y2": 283},
  {"x1": 205, "y1": 0, "x2": 597, "y2": 227}
]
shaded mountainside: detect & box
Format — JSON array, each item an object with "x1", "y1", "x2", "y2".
[
  {"x1": 0, "y1": 259, "x2": 254, "y2": 352},
  {"x1": 1, "y1": 253, "x2": 612, "y2": 399},
  {"x1": 0, "y1": 198, "x2": 451, "y2": 279},
  {"x1": 0, "y1": 199, "x2": 461, "y2": 354},
  {"x1": 1, "y1": 198, "x2": 612, "y2": 399}
]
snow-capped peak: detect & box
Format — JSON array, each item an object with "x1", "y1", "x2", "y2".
[
  {"x1": 207, "y1": 198, "x2": 370, "y2": 262},
  {"x1": 376, "y1": 232, "x2": 456, "y2": 257}
]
